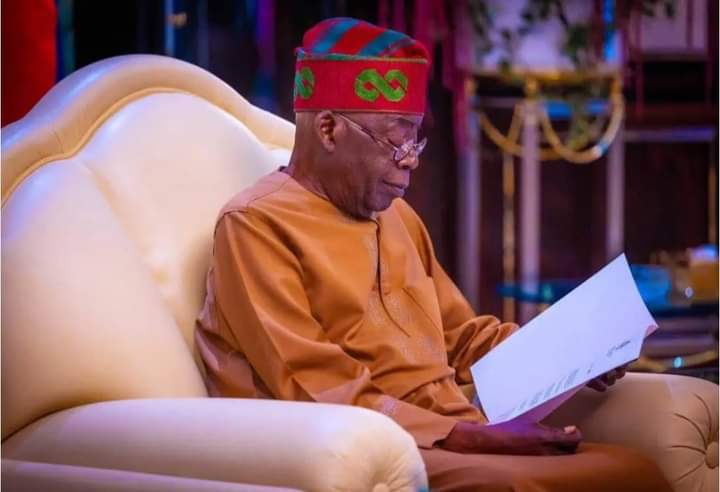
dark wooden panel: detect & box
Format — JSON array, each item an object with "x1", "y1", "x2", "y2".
[
  {"x1": 538, "y1": 157, "x2": 607, "y2": 279},
  {"x1": 405, "y1": 49, "x2": 459, "y2": 277},
  {"x1": 477, "y1": 107, "x2": 516, "y2": 317},
  {"x1": 478, "y1": 141, "x2": 505, "y2": 317},
  {"x1": 626, "y1": 103, "x2": 718, "y2": 128},
  {"x1": 625, "y1": 142, "x2": 713, "y2": 263}
]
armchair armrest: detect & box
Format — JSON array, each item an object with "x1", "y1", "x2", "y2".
[
  {"x1": 2, "y1": 398, "x2": 427, "y2": 492},
  {"x1": 2, "y1": 459, "x2": 298, "y2": 492},
  {"x1": 545, "y1": 372, "x2": 718, "y2": 492}
]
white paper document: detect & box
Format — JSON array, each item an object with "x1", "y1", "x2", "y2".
[{"x1": 470, "y1": 254, "x2": 658, "y2": 424}]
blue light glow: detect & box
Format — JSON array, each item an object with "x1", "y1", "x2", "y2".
[{"x1": 603, "y1": 0, "x2": 617, "y2": 64}]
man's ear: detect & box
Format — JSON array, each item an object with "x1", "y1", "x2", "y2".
[{"x1": 314, "y1": 110, "x2": 342, "y2": 152}]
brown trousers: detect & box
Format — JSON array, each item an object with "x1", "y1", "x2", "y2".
[{"x1": 421, "y1": 443, "x2": 673, "y2": 492}]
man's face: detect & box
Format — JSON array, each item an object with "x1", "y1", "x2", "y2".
[{"x1": 320, "y1": 112, "x2": 423, "y2": 219}]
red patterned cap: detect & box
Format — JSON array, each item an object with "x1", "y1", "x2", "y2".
[{"x1": 293, "y1": 18, "x2": 430, "y2": 115}]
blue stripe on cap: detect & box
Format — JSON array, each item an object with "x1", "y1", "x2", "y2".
[
  {"x1": 311, "y1": 18, "x2": 359, "y2": 54},
  {"x1": 358, "y1": 29, "x2": 408, "y2": 56},
  {"x1": 380, "y1": 36, "x2": 415, "y2": 56}
]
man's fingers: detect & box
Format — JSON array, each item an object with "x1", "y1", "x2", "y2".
[
  {"x1": 587, "y1": 378, "x2": 607, "y2": 392},
  {"x1": 540, "y1": 424, "x2": 582, "y2": 445},
  {"x1": 603, "y1": 371, "x2": 617, "y2": 386},
  {"x1": 554, "y1": 440, "x2": 580, "y2": 454},
  {"x1": 604, "y1": 366, "x2": 628, "y2": 386},
  {"x1": 589, "y1": 364, "x2": 631, "y2": 392},
  {"x1": 542, "y1": 444, "x2": 576, "y2": 455},
  {"x1": 561, "y1": 426, "x2": 582, "y2": 443},
  {"x1": 611, "y1": 364, "x2": 628, "y2": 382}
]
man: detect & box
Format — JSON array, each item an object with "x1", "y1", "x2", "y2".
[{"x1": 196, "y1": 18, "x2": 671, "y2": 492}]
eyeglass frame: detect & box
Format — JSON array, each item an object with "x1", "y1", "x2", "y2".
[{"x1": 332, "y1": 112, "x2": 427, "y2": 163}]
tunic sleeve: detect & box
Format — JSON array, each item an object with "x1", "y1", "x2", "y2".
[
  {"x1": 212, "y1": 210, "x2": 457, "y2": 448},
  {"x1": 395, "y1": 201, "x2": 518, "y2": 385}
]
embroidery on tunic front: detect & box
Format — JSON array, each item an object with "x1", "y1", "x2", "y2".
[
  {"x1": 384, "y1": 290, "x2": 415, "y2": 327},
  {"x1": 366, "y1": 271, "x2": 446, "y2": 363},
  {"x1": 386, "y1": 331, "x2": 445, "y2": 364},
  {"x1": 419, "y1": 334, "x2": 447, "y2": 361},
  {"x1": 361, "y1": 233, "x2": 379, "y2": 286},
  {"x1": 379, "y1": 258, "x2": 389, "y2": 280},
  {"x1": 367, "y1": 289, "x2": 392, "y2": 327}
]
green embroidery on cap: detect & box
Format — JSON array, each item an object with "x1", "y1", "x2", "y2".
[
  {"x1": 296, "y1": 50, "x2": 427, "y2": 63},
  {"x1": 354, "y1": 69, "x2": 408, "y2": 103},
  {"x1": 294, "y1": 67, "x2": 315, "y2": 100}
]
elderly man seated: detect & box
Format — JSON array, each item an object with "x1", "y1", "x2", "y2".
[{"x1": 196, "y1": 18, "x2": 672, "y2": 492}]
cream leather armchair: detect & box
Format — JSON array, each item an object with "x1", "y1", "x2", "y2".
[
  {"x1": 1, "y1": 55, "x2": 427, "y2": 492},
  {"x1": 1, "y1": 54, "x2": 717, "y2": 492}
]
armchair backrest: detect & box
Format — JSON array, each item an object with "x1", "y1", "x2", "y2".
[{"x1": 1, "y1": 55, "x2": 295, "y2": 439}]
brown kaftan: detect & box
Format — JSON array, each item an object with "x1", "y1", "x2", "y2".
[{"x1": 196, "y1": 171, "x2": 671, "y2": 492}]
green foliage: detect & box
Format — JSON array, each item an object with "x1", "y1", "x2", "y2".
[
  {"x1": 467, "y1": 0, "x2": 676, "y2": 148},
  {"x1": 468, "y1": 0, "x2": 676, "y2": 71}
]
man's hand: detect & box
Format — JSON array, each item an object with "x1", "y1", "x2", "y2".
[
  {"x1": 438, "y1": 420, "x2": 582, "y2": 456},
  {"x1": 586, "y1": 364, "x2": 628, "y2": 392}
]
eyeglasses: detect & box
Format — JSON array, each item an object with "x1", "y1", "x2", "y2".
[{"x1": 333, "y1": 112, "x2": 427, "y2": 163}]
